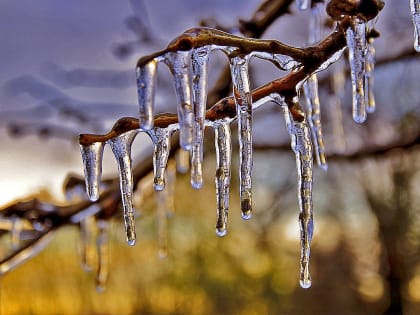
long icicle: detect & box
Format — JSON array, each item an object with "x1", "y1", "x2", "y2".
[
  {"x1": 346, "y1": 18, "x2": 367, "y2": 123},
  {"x1": 165, "y1": 51, "x2": 193, "y2": 150},
  {"x1": 96, "y1": 219, "x2": 110, "y2": 292},
  {"x1": 282, "y1": 99, "x2": 314, "y2": 289},
  {"x1": 303, "y1": 3, "x2": 327, "y2": 170},
  {"x1": 411, "y1": 0, "x2": 420, "y2": 52},
  {"x1": 80, "y1": 142, "x2": 104, "y2": 201},
  {"x1": 230, "y1": 56, "x2": 253, "y2": 220},
  {"x1": 213, "y1": 120, "x2": 232, "y2": 237},
  {"x1": 108, "y1": 130, "x2": 138, "y2": 246},
  {"x1": 190, "y1": 46, "x2": 210, "y2": 189},
  {"x1": 136, "y1": 59, "x2": 158, "y2": 130}
]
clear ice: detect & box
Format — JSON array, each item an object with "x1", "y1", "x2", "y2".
[
  {"x1": 190, "y1": 46, "x2": 210, "y2": 189},
  {"x1": 281, "y1": 99, "x2": 314, "y2": 289},
  {"x1": 230, "y1": 56, "x2": 253, "y2": 220},
  {"x1": 346, "y1": 18, "x2": 367, "y2": 123},
  {"x1": 137, "y1": 59, "x2": 158, "y2": 130},
  {"x1": 303, "y1": 3, "x2": 327, "y2": 170},
  {"x1": 165, "y1": 51, "x2": 194, "y2": 150},
  {"x1": 108, "y1": 130, "x2": 138, "y2": 246},
  {"x1": 80, "y1": 142, "x2": 104, "y2": 201},
  {"x1": 303, "y1": 75, "x2": 327, "y2": 170},
  {"x1": 411, "y1": 0, "x2": 420, "y2": 52},
  {"x1": 213, "y1": 120, "x2": 232, "y2": 237},
  {"x1": 150, "y1": 126, "x2": 176, "y2": 191},
  {"x1": 10, "y1": 216, "x2": 22, "y2": 250},
  {"x1": 176, "y1": 148, "x2": 190, "y2": 174},
  {"x1": 96, "y1": 219, "x2": 110, "y2": 292}
]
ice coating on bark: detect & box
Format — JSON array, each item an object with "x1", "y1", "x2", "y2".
[
  {"x1": 365, "y1": 38, "x2": 376, "y2": 113},
  {"x1": 108, "y1": 130, "x2": 138, "y2": 246},
  {"x1": 411, "y1": 0, "x2": 420, "y2": 52},
  {"x1": 303, "y1": 75, "x2": 327, "y2": 170},
  {"x1": 230, "y1": 56, "x2": 253, "y2": 220},
  {"x1": 96, "y1": 219, "x2": 110, "y2": 292},
  {"x1": 80, "y1": 142, "x2": 104, "y2": 201},
  {"x1": 250, "y1": 51, "x2": 300, "y2": 71},
  {"x1": 282, "y1": 101, "x2": 314, "y2": 289},
  {"x1": 137, "y1": 59, "x2": 158, "y2": 130},
  {"x1": 346, "y1": 18, "x2": 367, "y2": 123},
  {"x1": 191, "y1": 46, "x2": 210, "y2": 189},
  {"x1": 80, "y1": 215, "x2": 96, "y2": 272},
  {"x1": 0, "y1": 231, "x2": 55, "y2": 275},
  {"x1": 150, "y1": 126, "x2": 176, "y2": 191},
  {"x1": 165, "y1": 51, "x2": 193, "y2": 150},
  {"x1": 296, "y1": 0, "x2": 310, "y2": 11},
  {"x1": 213, "y1": 120, "x2": 232, "y2": 237}
]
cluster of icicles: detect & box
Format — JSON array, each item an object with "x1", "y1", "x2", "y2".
[{"x1": 78, "y1": 1, "x2": 420, "y2": 290}]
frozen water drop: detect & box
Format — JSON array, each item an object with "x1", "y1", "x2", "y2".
[
  {"x1": 346, "y1": 18, "x2": 367, "y2": 123},
  {"x1": 300, "y1": 277, "x2": 312, "y2": 289},
  {"x1": 303, "y1": 74, "x2": 327, "y2": 170},
  {"x1": 108, "y1": 130, "x2": 138, "y2": 245},
  {"x1": 80, "y1": 142, "x2": 104, "y2": 201},
  {"x1": 137, "y1": 59, "x2": 158, "y2": 130},
  {"x1": 165, "y1": 51, "x2": 193, "y2": 150},
  {"x1": 230, "y1": 56, "x2": 253, "y2": 219},
  {"x1": 191, "y1": 46, "x2": 210, "y2": 190},
  {"x1": 213, "y1": 120, "x2": 232, "y2": 237},
  {"x1": 411, "y1": 0, "x2": 420, "y2": 52}
]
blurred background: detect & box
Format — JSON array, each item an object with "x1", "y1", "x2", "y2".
[{"x1": 0, "y1": 0, "x2": 419, "y2": 314}]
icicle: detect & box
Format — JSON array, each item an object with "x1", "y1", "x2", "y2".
[
  {"x1": 151, "y1": 127, "x2": 174, "y2": 191},
  {"x1": 282, "y1": 101, "x2": 314, "y2": 289},
  {"x1": 80, "y1": 142, "x2": 104, "y2": 201},
  {"x1": 190, "y1": 46, "x2": 210, "y2": 189},
  {"x1": 411, "y1": 0, "x2": 420, "y2": 52},
  {"x1": 230, "y1": 56, "x2": 253, "y2": 220},
  {"x1": 136, "y1": 59, "x2": 158, "y2": 130},
  {"x1": 80, "y1": 215, "x2": 96, "y2": 272},
  {"x1": 96, "y1": 219, "x2": 110, "y2": 292},
  {"x1": 108, "y1": 130, "x2": 138, "y2": 246},
  {"x1": 176, "y1": 148, "x2": 189, "y2": 174},
  {"x1": 308, "y1": 3, "x2": 323, "y2": 44},
  {"x1": 165, "y1": 161, "x2": 176, "y2": 217},
  {"x1": 165, "y1": 51, "x2": 193, "y2": 150},
  {"x1": 10, "y1": 216, "x2": 22, "y2": 250},
  {"x1": 303, "y1": 4, "x2": 327, "y2": 170},
  {"x1": 154, "y1": 159, "x2": 176, "y2": 258},
  {"x1": 303, "y1": 75, "x2": 327, "y2": 170},
  {"x1": 346, "y1": 18, "x2": 367, "y2": 123},
  {"x1": 296, "y1": 0, "x2": 310, "y2": 11},
  {"x1": 213, "y1": 120, "x2": 232, "y2": 237},
  {"x1": 329, "y1": 60, "x2": 347, "y2": 153},
  {"x1": 365, "y1": 37, "x2": 376, "y2": 113}
]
